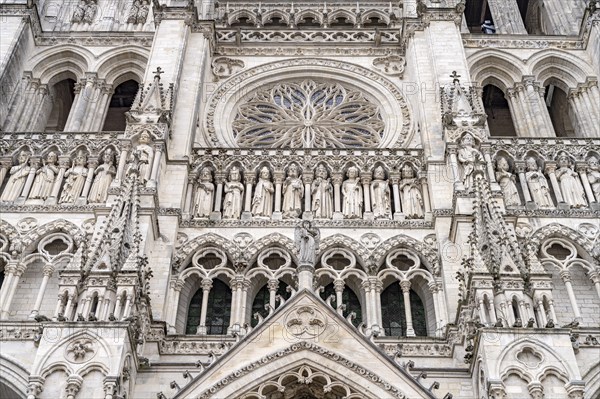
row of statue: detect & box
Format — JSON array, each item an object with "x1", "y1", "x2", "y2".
[
  {"x1": 1, "y1": 133, "x2": 156, "y2": 205},
  {"x1": 494, "y1": 154, "x2": 600, "y2": 208},
  {"x1": 192, "y1": 163, "x2": 426, "y2": 220}
]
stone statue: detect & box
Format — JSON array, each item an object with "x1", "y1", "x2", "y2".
[
  {"x1": 525, "y1": 157, "x2": 553, "y2": 208},
  {"x1": 29, "y1": 151, "x2": 59, "y2": 201},
  {"x1": 252, "y1": 167, "x2": 274, "y2": 217},
  {"x1": 88, "y1": 149, "x2": 116, "y2": 203},
  {"x1": 342, "y1": 166, "x2": 363, "y2": 219},
  {"x1": 311, "y1": 164, "x2": 333, "y2": 219},
  {"x1": 132, "y1": 131, "x2": 154, "y2": 183},
  {"x1": 495, "y1": 156, "x2": 521, "y2": 207},
  {"x1": 223, "y1": 167, "x2": 244, "y2": 219},
  {"x1": 370, "y1": 166, "x2": 391, "y2": 220},
  {"x1": 399, "y1": 164, "x2": 424, "y2": 219},
  {"x1": 295, "y1": 221, "x2": 320, "y2": 266},
  {"x1": 72, "y1": 0, "x2": 97, "y2": 24},
  {"x1": 127, "y1": 0, "x2": 149, "y2": 24},
  {"x1": 0, "y1": 150, "x2": 31, "y2": 202},
  {"x1": 457, "y1": 133, "x2": 482, "y2": 191},
  {"x1": 59, "y1": 151, "x2": 88, "y2": 204},
  {"x1": 556, "y1": 154, "x2": 587, "y2": 208},
  {"x1": 71, "y1": 0, "x2": 87, "y2": 23},
  {"x1": 587, "y1": 156, "x2": 600, "y2": 202},
  {"x1": 193, "y1": 167, "x2": 214, "y2": 218},
  {"x1": 282, "y1": 163, "x2": 303, "y2": 219}
]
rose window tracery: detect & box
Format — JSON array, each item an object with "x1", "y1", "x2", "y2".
[{"x1": 233, "y1": 80, "x2": 384, "y2": 148}]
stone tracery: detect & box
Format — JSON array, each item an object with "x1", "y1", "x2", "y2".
[{"x1": 233, "y1": 80, "x2": 384, "y2": 148}]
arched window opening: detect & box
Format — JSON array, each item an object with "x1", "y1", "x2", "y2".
[
  {"x1": 45, "y1": 79, "x2": 75, "y2": 132},
  {"x1": 330, "y1": 16, "x2": 354, "y2": 28},
  {"x1": 363, "y1": 16, "x2": 388, "y2": 28},
  {"x1": 464, "y1": 0, "x2": 493, "y2": 33},
  {"x1": 185, "y1": 279, "x2": 232, "y2": 335},
  {"x1": 545, "y1": 85, "x2": 575, "y2": 137},
  {"x1": 102, "y1": 80, "x2": 138, "y2": 131},
  {"x1": 320, "y1": 283, "x2": 362, "y2": 326},
  {"x1": 251, "y1": 282, "x2": 290, "y2": 327},
  {"x1": 511, "y1": 297, "x2": 521, "y2": 322},
  {"x1": 264, "y1": 16, "x2": 287, "y2": 28},
  {"x1": 89, "y1": 294, "x2": 99, "y2": 316},
  {"x1": 231, "y1": 16, "x2": 254, "y2": 28},
  {"x1": 483, "y1": 85, "x2": 517, "y2": 137},
  {"x1": 381, "y1": 283, "x2": 427, "y2": 337},
  {"x1": 297, "y1": 16, "x2": 321, "y2": 28}
]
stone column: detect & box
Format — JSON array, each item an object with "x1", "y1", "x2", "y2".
[
  {"x1": 332, "y1": 173, "x2": 343, "y2": 219},
  {"x1": 589, "y1": 272, "x2": 600, "y2": 300},
  {"x1": 515, "y1": 162, "x2": 534, "y2": 205},
  {"x1": 47, "y1": 156, "x2": 70, "y2": 205},
  {"x1": 560, "y1": 270, "x2": 582, "y2": 321},
  {"x1": 89, "y1": 83, "x2": 113, "y2": 132},
  {"x1": 147, "y1": 145, "x2": 163, "y2": 188},
  {"x1": 121, "y1": 294, "x2": 133, "y2": 320},
  {"x1": 486, "y1": 0, "x2": 527, "y2": 34},
  {"x1": 524, "y1": 78, "x2": 553, "y2": 137},
  {"x1": 26, "y1": 85, "x2": 49, "y2": 131},
  {"x1": 419, "y1": 172, "x2": 431, "y2": 213},
  {"x1": 76, "y1": 158, "x2": 98, "y2": 205},
  {"x1": 211, "y1": 172, "x2": 225, "y2": 219},
  {"x1": 361, "y1": 172, "x2": 372, "y2": 219},
  {"x1": 197, "y1": 279, "x2": 213, "y2": 335},
  {"x1": 112, "y1": 144, "x2": 129, "y2": 187},
  {"x1": 272, "y1": 170, "x2": 284, "y2": 219},
  {"x1": 576, "y1": 163, "x2": 597, "y2": 205},
  {"x1": 15, "y1": 80, "x2": 40, "y2": 132},
  {"x1": 361, "y1": 281, "x2": 373, "y2": 328},
  {"x1": 400, "y1": 280, "x2": 415, "y2": 337},
  {"x1": 334, "y1": 279, "x2": 345, "y2": 315},
  {"x1": 544, "y1": 163, "x2": 565, "y2": 205},
  {"x1": 103, "y1": 378, "x2": 118, "y2": 399},
  {"x1": 515, "y1": 83, "x2": 538, "y2": 136},
  {"x1": 0, "y1": 262, "x2": 25, "y2": 319},
  {"x1": 65, "y1": 375, "x2": 83, "y2": 399},
  {"x1": 0, "y1": 261, "x2": 17, "y2": 312},
  {"x1": 447, "y1": 146, "x2": 462, "y2": 190},
  {"x1": 26, "y1": 378, "x2": 44, "y2": 399},
  {"x1": 506, "y1": 88, "x2": 527, "y2": 136},
  {"x1": 64, "y1": 293, "x2": 76, "y2": 320},
  {"x1": 267, "y1": 279, "x2": 279, "y2": 312},
  {"x1": 297, "y1": 262, "x2": 314, "y2": 292},
  {"x1": 242, "y1": 174, "x2": 255, "y2": 219},
  {"x1": 54, "y1": 293, "x2": 66, "y2": 319},
  {"x1": 113, "y1": 294, "x2": 124, "y2": 322},
  {"x1": 389, "y1": 172, "x2": 402, "y2": 219},
  {"x1": 374, "y1": 280, "x2": 383, "y2": 330},
  {"x1": 66, "y1": 74, "x2": 100, "y2": 132},
  {"x1": 302, "y1": 172, "x2": 313, "y2": 219},
  {"x1": 547, "y1": 299, "x2": 558, "y2": 324},
  {"x1": 184, "y1": 172, "x2": 197, "y2": 218},
  {"x1": 568, "y1": 89, "x2": 589, "y2": 136},
  {"x1": 478, "y1": 299, "x2": 488, "y2": 324},
  {"x1": 29, "y1": 263, "x2": 54, "y2": 318}
]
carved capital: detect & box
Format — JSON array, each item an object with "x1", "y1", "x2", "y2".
[
  {"x1": 400, "y1": 279, "x2": 411, "y2": 293},
  {"x1": 267, "y1": 279, "x2": 279, "y2": 291},
  {"x1": 333, "y1": 279, "x2": 345, "y2": 292},
  {"x1": 201, "y1": 278, "x2": 213, "y2": 292}
]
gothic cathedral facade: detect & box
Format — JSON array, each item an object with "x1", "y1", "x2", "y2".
[{"x1": 0, "y1": 1, "x2": 599, "y2": 398}]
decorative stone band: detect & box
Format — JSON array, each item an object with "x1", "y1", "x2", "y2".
[{"x1": 195, "y1": 341, "x2": 408, "y2": 399}]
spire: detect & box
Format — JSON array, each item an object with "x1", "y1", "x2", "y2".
[
  {"x1": 83, "y1": 160, "x2": 143, "y2": 274},
  {"x1": 469, "y1": 170, "x2": 529, "y2": 284}
]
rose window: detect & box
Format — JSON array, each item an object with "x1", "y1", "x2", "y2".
[{"x1": 232, "y1": 80, "x2": 385, "y2": 148}]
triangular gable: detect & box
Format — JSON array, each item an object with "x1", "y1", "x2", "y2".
[{"x1": 174, "y1": 290, "x2": 436, "y2": 399}]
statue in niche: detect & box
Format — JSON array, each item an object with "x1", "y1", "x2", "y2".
[
  {"x1": 457, "y1": 133, "x2": 483, "y2": 191},
  {"x1": 556, "y1": 154, "x2": 587, "y2": 208},
  {"x1": 282, "y1": 163, "x2": 303, "y2": 219},
  {"x1": 59, "y1": 151, "x2": 88, "y2": 204},
  {"x1": 223, "y1": 167, "x2": 244, "y2": 219},
  {"x1": 88, "y1": 149, "x2": 116, "y2": 203},
  {"x1": 71, "y1": 0, "x2": 87, "y2": 23},
  {"x1": 399, "y1": 164, "x2": 424, "y2": 219},
  {"x1": 370, "y1": 166, "x2": 391, "y2": 220},
  {"x1": 295, "y1": 221, "x2": 320, "y2": 266},
  {"x1": 587, "y1": 156, "x2": 600, "y2": 202},
  {"x1": 0, "y1": 150, "x2": 31, "y2": 202},
  {"x1": 29, "y1": 151, "x2": 59, "y2": 201},
  {"x1": 342, "y1": 166, "x2": 363, "y2": 219},
  {"x1": 495, "y1": 156, "x2": 521, "y2": 207},
  {"x1": 525, "y1": 157, "x2": 553, "y2": 208},
  {"x1": 72, "y1": 0, "x2": 97, "y2": 24},
  {"x1": 252, "y1": 167, "x2": 274, "y2": 217},
  {"x1": 311, "y1": 164, "x2": 333, "y2": 219},
  {"x1": 193, "y1": 167, "x2": 214, "y2": 218},
  {"x1": 131, "y1": 131, "x2": 154, "y2": 183}
]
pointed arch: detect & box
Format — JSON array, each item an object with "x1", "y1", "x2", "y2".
[
  {"x1": 372, "y1": 234, "x2": 440, "y2": 275},
  {"x1": 20, "y1": 219, "x2": 85, "y2": 254},
  {"x1": 245, "y1": 233, "x2": 297, "y2": 266},
  {"x1": 529, "y1": 223, "x2": 595, "y2": 258},
  {"x1": 173, "y1": 233, "x2": 239, "y2": 270},
  {"x1": 317, "y1": 234, "x2": 369, "y2": 265},
  {"x1": 29, "y1": 46, "x2": 93, "y2": 86},
  {"x1": 468, "y1": 50, "x2": 525, "y2": 92},
  {"x1": 0, "y1": 355, "x2": 29, "y2": 398}
]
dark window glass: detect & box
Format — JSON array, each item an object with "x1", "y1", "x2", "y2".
[
  {"x1": 320, "y1": 283, "x2": 362, "y2": 326},
  {"x1": 186, "y1": 279, "x2": 232, "y2": 335},
  {"x1": 250, "y1": 281, "x2": 290, "y2": 327},
  {"x1": 381, "y1": 283, "x2": 427, "y2": 336}
]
